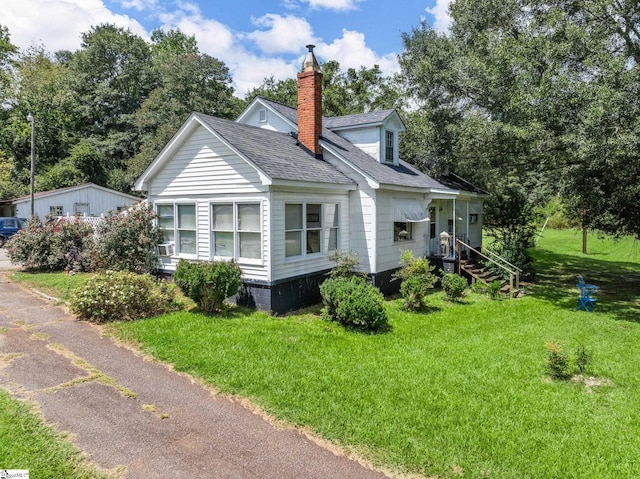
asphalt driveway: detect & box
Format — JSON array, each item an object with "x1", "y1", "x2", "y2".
[{"x1": 0, "y1": 251, "x2": 390, "y2": 478}]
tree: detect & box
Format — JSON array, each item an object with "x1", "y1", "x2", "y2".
[
  {"x1": 0, "y1": 45, "x2": 78, "y2": 197},
  {"x1": 400, "y1": 0, "x2": 640, "y2": 240},
  {"x1": 0, "y1": 24, "x2": 17, "y2": 104},
  {"x1": 245, "y1": 60, "x2": 404, "y2": 116},
  {"x1": 125, "y1": 29, "x2": 241, "y2": 183},
  {"x1": 66, "y1": 24, "x2": 157, "y2": 190}
]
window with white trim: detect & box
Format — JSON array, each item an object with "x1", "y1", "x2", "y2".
[
  {"x1": 211, "y1": 202, "x2": 262, "y2": 262},
  {"x1": 285, "y1": 203, "x2": 339, "y2": 258},
  {"x1": 385, "y1": 130, "x2": 395, "y2": 163},
  {"x1": 394, "y1": 222, "x2": 413, "y2": 242},
  {"x1": 156, "y1": 203, "x2": 196, "y2": 256}
]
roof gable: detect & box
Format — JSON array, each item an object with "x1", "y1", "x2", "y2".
[
  {"x1": 12, "y1": 183, "x2": 139, "y2": 204},
  {"x1": 135, "y1": 111, "x2": 354, "y2": 192}
]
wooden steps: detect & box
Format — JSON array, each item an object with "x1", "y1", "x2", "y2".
[{"x1": 459, "y1": 259, "x2": 513, "y2": 295}]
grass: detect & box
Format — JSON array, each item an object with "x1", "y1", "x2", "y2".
[
  {"x1": 11, "y1": 270, "x2": 91, "y2": 301},
  {"x1": 0, "y1": 389, "x2": 109, "y2": 478},
  {"x1": 110, "y1": 229, "x2": 640, "y2": 478},
  {"x1": 8, "y1": 229, "x2": 640, "y2": 478}
]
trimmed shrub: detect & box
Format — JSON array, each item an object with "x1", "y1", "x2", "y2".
[
  {"x1": 320, "y1": 276, "x2": 388, "y2": 331},
  {"x1": 69, "y1": 271, "x2": 179, "y2": 323},
  {"x1": 92, "y1": 203, "x2": 161, "y2": 273},
  {"x1": 441, "y1": 273, "x2": 468, "y2": 302},
  {"x1": 393, "y1": 251, "x2": 437, "y2": 311},
  {"x1": 173, "y1": 259, "x2": 242, "y2": 313}
]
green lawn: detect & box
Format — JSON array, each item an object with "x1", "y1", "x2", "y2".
[
  {"x1": 7, "y1": 229, "x2": 640, "y2": 478},
  {"x1": 111, "y1": 229, "x2": 640, "y2": 478},
  {"x1": 0, "y1": 389, "x2": 109, "y2": 478}
]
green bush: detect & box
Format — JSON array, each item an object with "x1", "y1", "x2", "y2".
[
  {"x1": 7, "y1": 216, "x2": 94, "y2": 272},
  {"x1": 441, "y1": 273, "x2": 468, "y2": 302},
  {"x1": 320, "y1": 276, "x2": 388, "y2": 331},
  {"x1": 393, "y1": 251, "x2": 437, "y2": 311},
  {"x1": 69, "y1": 271, "x2": 179, "y2": 323},
  {"x1": 92, "y1": 203, "x2": 161, "y2": 273},
  {"x1": 573, "y1": 344, "x2": 593, "y2": 375},
  {"x1": 486, "y1": 280, "x2": 503, "y2": 299},
  {"x1": 326, "y1": 250, "x2": 362, "y2": 279},
  {"x1": 173, "y1": 259, "x2": 242, "y2": 313}
]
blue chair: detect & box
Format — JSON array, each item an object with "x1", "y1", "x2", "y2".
[{"x1": 576, "y1": 276, "x2": 599, "y2": 312}]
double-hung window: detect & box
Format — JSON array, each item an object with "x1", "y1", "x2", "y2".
[
  {"x1": 156, "y1": 203, "x2": 196, "y2": 256},
  {"x1": 285, "y1": 203, "x2": 339, "y2": 258},
  {"x1": 211, "y1": 202, "x2": 262, "y2": 262},
  {"x1": 385, "y1": 130, "x2": 395, "y2": 163}
]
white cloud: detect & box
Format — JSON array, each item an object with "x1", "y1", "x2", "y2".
[
  {"x1": 2, "y1": 0, "x2": 400, "y2": 98},
  {"x1": 232, "y1": 55, "x2": 298, "y2": 97},
  {"x1": 302, "y1": 0, "x2": 361, "y2": 11},
  {"x1": 281, "y1": 0, "x2": 300, "y2": 10},
  {"x1": 318, "y1": 30, "x2": 399, "y2": 75},
  {"x1": 117, "y1": 0, "x2": 158, "y2": 11},
  {"x1": 246, "y1": 14, "x2": 316, "y2": 54},
  {"x1": 426, "y1": 0, "x2": 453, "y2": 33},
  {"x1": 3, "y1": 0, "x2": 148, "y2": 52},
  {"x1": 158, "y1": 8, "x2": 234, "y2": 59}
]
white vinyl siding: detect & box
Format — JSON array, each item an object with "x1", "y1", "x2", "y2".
[
  {"x1": 150, "y1": 126, "x2": 264, "y2": 197},
  {"x1": 333, "y1": 127, "x2": 380, "y2": 161},
  {"x1": 237, "y1": 105, "x2": 293, "y2": 132},
  {"x1": 376, "y1": 191, "x2": 429, "y2": 272},
  {"x1": 14, "y1": 185, "x2": 137, "y2": 219}
]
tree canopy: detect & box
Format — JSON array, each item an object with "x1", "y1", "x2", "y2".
[
  {"x1": 245, "y1": 60, "x2": 404, "y2": 116},
  {"x1": 400, "y1": 0, "x2": 640, "y2": 239},
  {"x1": 0, "y1": 23, "x2": 240, "y2": 196}
]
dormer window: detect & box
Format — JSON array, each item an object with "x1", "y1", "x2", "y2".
[
  {"x1": 259, "y1": 109, "x2": 267, "y2": 123},
  {"x1": 385, "y1": 130, "x2": 395, "y2": 163}
]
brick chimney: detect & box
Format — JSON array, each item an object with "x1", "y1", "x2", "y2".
[{"x1": 297, "y1": 44, "x2": 323, "y2": 158}]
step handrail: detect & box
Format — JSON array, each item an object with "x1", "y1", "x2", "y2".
[
  {"x1": 479, "y1": 245, "x2": 523, "y2": 274},
  {"x1": 456, "y1": 239, "x2": 520, "y2": 292}
]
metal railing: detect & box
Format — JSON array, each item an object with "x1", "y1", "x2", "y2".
[{"x1": 455, "y1": 239, "x2": 522, "y2": 294}]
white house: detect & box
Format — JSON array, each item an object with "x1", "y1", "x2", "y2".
[
  {"x1": 13, "y1": 183, "x2": 140, "y2": 219},
  {"x1": 135, "y1": 45, "x2": 487, "y2": 313}
]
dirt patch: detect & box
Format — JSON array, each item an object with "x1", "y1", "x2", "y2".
[{"x1": 572, "y1": 374, "x2": 613, "y2": 392}]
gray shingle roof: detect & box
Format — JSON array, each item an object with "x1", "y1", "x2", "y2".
[
  {"x1": 194, "y1": 113, "x2": 354, "y2": 186},
  {"x1": 324, "y1": 110, "x2": 396, "y2": 129},
  {"x1": 254, "y1": 99, "x2": 451, "y2": 190}
]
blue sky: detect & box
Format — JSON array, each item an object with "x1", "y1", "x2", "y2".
[{"x1": 2, "y1": 0, "x2": 452, "y2": 96}]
